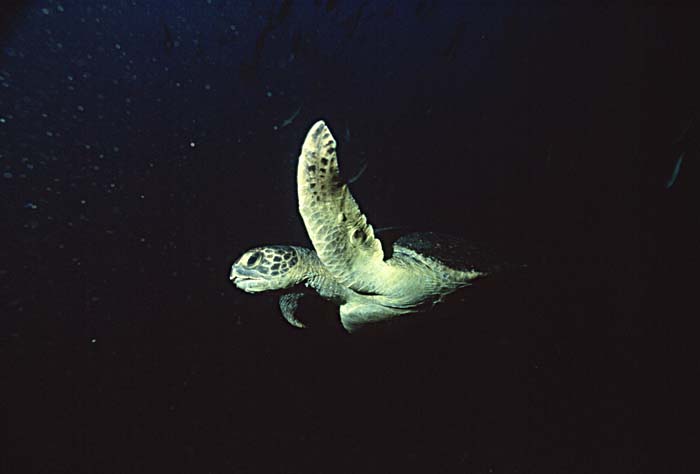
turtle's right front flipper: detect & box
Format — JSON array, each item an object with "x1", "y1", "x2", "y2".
[{"x1": 279, "y1": 292, "x2": 306, "y2": 328}]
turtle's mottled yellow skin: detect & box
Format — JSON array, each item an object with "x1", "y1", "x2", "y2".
[{"x1": 231, "y1": 120, "x2": 484, "y2": 332}]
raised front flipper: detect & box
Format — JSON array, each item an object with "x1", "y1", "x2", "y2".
[{"x1": 297, "y1": 120, "x2": 388, "y2": 294}]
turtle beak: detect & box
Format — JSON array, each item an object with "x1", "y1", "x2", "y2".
[
  {"x1": 230, "y1": 265, "x2": 247, "y2": 285},
  {"x1": 230, "y1": 265, "x2": 256, "y2": 291}
]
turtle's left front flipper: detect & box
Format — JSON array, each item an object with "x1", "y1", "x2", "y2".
[{"x1": 296, "y1": 120, "x2": 388, "y2": 294}]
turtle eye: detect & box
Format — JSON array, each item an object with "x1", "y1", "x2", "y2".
[{"x1": 246, "y1": 252, "x2": 262, "y2": 266}]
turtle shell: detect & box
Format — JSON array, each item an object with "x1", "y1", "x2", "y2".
[{"x1": 393, "y1": 232, "x2": 507, "y2": 274}]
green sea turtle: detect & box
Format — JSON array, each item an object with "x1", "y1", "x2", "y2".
[{"x1": 230, "y1": 120, "x2": 492, "y2": 333}]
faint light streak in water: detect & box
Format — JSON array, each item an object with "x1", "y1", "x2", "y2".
[{"x1": 666, "y1": 152, "x2": 684, "y2": 189}]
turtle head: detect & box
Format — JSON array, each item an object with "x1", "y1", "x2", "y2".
[{"x1": 230, "y1": 245, "x2": 305, "y2": 293}]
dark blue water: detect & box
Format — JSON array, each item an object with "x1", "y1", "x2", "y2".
[{"x1": 1, "y1": 2, "x2": 696, "y2": 473}]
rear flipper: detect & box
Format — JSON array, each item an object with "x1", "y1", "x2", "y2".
[{"x1": 339, "y1": 301, "x2": 410, "y2": 333}]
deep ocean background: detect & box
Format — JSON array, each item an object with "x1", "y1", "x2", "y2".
[{"x1": 1, "y1": 2, "x2": 697, "y2": 473}]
